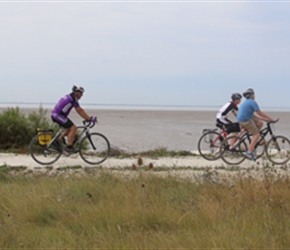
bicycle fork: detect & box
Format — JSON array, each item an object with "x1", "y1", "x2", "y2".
[
  {"x1": 270, "y1": 135, "x2": 281, "y2": 151},
  {"x1": 86, "y1": 132, "x2": 97, "y2": 150}
]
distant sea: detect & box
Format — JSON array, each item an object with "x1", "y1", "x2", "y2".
[{"x1": 1, "y1": 102, "x2": 290, "y2": 112}]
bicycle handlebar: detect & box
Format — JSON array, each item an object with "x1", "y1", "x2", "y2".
[
  {"x1": 82, "y1": 120, "x2": 96, "y2": 128},
  {"x1": 267, "y1": 118, "x2": 279, "y2": 125}
]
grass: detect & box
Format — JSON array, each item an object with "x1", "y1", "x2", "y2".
[{"x1": 1, "y1": 169, "x2": 290, "y2": 248}]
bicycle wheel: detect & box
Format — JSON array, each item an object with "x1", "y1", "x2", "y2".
[
  {"x1": 79, "y1": 132, "x2": 110, "y2": 165},
  {"x1": 197, "y1": 131, "x2": 224, "y2": 161},
  {"x1": 29, "y1": 133, "x2": 62, "y2": 165},
  {"x1": 266, "y1": 135, "x2": 290, "y2": 165},
  {"x1": 220, "y1": 135, "x2": 247, "y2": 165}
]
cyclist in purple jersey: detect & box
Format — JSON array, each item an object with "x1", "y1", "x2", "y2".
[{"x1": 51, "y1": 85, "x2": 97, "y2": 153}]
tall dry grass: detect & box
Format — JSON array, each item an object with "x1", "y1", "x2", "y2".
[{"x1": 1, "y1": 170, "x2": 290, "y2": 248}]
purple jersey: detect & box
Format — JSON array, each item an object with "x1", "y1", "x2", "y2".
[{"x1": 52, "y1": 93, "x2": 80, "y2": 117}]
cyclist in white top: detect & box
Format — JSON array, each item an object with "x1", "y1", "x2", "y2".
[
  {"x1": 216, "y1": 93, "x2": 242, "y2": 127},
  {"x1": 216, "y1": 93, "x2": 242, "y2": 149}
]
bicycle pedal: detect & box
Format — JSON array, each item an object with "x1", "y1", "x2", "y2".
[
  {"x1": 63, "y1": 149, "x2": 79, "y2": 156},
  {"x1": 62, "y1": 150, "x2": 70, "y2": 157}
]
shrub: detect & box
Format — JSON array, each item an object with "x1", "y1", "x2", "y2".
[{"x1": 0, "y1": 107, "x2": 57, "y2": 151}]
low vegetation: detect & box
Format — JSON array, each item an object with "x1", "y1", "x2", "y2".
[
  {"x1": 1, "y1": 169, "x2": 290, "y2": 248},
  {"x1": 0, "y1": 107, "x2": 57, "y2": 152}
]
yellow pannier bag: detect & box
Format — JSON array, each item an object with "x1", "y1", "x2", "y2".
[{"x1": 37, "y1": 129, "x2": 53, "y2": 146}]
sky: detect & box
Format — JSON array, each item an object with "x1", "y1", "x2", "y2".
[{"x1": 1, "y1": 0, "x2": 290, "y2": 109}]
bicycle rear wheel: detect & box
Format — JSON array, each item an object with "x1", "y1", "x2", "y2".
[
  {"x1": 220, "y1": 135, "x2": 247, "y2": 165},
  {"x1": 266, "y1": 135, "x2": 290, "y2": 165},
  {"x1": 29, "y1": 133, "x2": 62, "y2": 165},
  {"x1": 79, "y1": 132, "x2": 110, "y2": 165},
  {"x1": 197, "y1": 131, "x2": 224, "y2": 161}
]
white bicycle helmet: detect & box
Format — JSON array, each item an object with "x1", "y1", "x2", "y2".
[{"x1": 72, "y1": 85, "x2": 85, "y2": 93}]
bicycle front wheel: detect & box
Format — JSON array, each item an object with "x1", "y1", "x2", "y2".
[
  {"x1": 29, "y1": 133, "x2": 62, "y2": 165},
  {"x1": 266, "y1": 135, "x2": 290, "y2": 165},
  {"x1": 220, "y1": 135, "x2": 247, "y2": 165},
  {"x1": 197, "y1": 131, "x2": 224, "y2": 161},
  {"x1": 79, "y1": 133, "x2": 110, "y2": 165}
]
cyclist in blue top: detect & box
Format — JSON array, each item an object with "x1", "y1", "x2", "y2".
[
  {"x1": 237, "y1": 88, "x2": 275, "y2": 161},
  {"x1": 51, "y1": 85, "x2": 97, "y2": 153}
]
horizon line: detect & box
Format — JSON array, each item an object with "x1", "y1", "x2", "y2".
[{"x1": 0, "y1": 101, "x2": 290, "y2": 110}]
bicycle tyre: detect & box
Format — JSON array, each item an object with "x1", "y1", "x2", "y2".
[
  {"x1": 197, "y1": 131, "x2": 224, "y2": 161},
  {"x1": 29, "y1": 132, "x2": 62, "y2": 165},
  {"x1": 79, "y1": 132, "x2": 110, "y2": 165},
  {"x1": 266, "y1": 135, "x2": 290, "y2": 165},
  {"x1": 220, "y1": 135, "x2": 247, "y2": 165}
]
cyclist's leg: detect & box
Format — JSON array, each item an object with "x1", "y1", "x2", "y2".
[
  {"x1": 67, "y1": 124, "x2": 77, "y2": 146},
  {"x1": 229, "y1": 132, "x2": 238, "y2": 148},
  {"x1": 249, "y1": 118, "x2": 263, "y2": 152},
  {"x1": 220, "y1": 135, "x2": 247, "y2": 165},
  {"x1": 240, "y1": 120, "x2": 258, "y2": 151},
  {"x1": 52, "y1": 114, "x2": 75, "y2": 149},
  {"x1": 240, "y1": 120, "x2": 260, "y2": 160},
  {"x1": 250, "y1": 134, "x2": 260, "y2": 151},
  {"x1": 255, "y1": 117, "x2": 263, "y2": 130},
  {"x1": 217, "y1": 120, "x2": 239, "y2": 148}
]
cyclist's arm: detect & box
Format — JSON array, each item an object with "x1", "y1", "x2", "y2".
[
  {"x1": 75, "y1": 106, "x2": 91, "y2": 121},
  {"x1": 232, "y1": 110, "x2": 238, "y2": 117},
  {"x1": 255, "y1": 110, "x2": 275, "y2": 122}
]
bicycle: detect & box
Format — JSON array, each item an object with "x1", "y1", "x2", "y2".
[
  {"x1": 220, "y1": 119, "x2": 290, "y2": 165},
  {"x1": 29, "y1": 120, "x2": 110, "y2": 165},
  {"x1": 197, "y1": 122, "x2": 241, "y2": 161}
]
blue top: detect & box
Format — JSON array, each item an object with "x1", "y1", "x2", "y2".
[{"x1": 237, "y1": 99, "x2": 260, "y2": 122}]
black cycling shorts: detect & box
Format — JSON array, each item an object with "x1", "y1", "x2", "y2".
[{"x1": 51, "y1": 116, "x2": 74, "y2": 129}]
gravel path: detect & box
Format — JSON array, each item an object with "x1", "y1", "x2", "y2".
[{"x1": 1, "y1": 153, "x2": 290, "y2": 182}]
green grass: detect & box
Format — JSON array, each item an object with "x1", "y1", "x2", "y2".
[
  {"x1": 0, "y1": 107, "x2": 57, "y2": 152},
  {"x1": 1, "y1": 170, "x2": 290, "y2": 248}
]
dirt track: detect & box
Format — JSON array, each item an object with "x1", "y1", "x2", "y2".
[{"x1": 1, "y1": 153, "x2": 290, "y2": 181}]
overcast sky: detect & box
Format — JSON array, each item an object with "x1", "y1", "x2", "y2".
[{"x1": 1, "y1": 0, "x2": 290, "y2": 109}]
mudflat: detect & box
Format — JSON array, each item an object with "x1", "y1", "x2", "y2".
[{"x1": 1, "y1": 107, "x2": 289, "y2": 152}]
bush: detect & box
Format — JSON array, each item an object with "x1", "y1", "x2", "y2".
[{"x1": 0, "y1": 107, "x2": 57, "y2": 151}]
